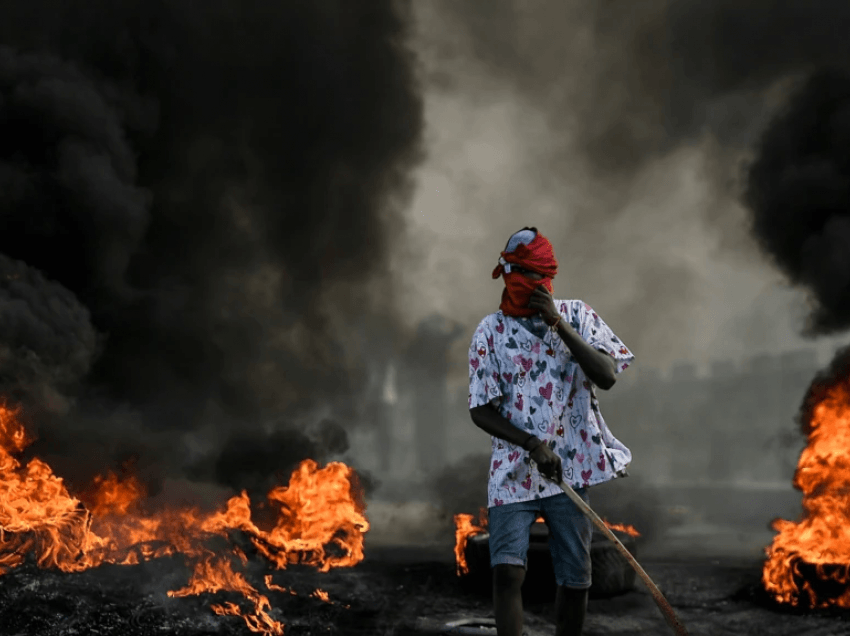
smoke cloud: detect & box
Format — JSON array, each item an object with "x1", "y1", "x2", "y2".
[
  {"x1": 0, "y1": 1, "x2": 424, "y2": 494},
  {"x1": 4, "y1": 0, "x2": 850, "y2": 523},
  {"x1": 395, "y1": 1, "x2": 850, "y2": 531},
  {"x1": 0, "y1": 254, "x2": 99, "y2": 414},
  {"x1": 437, "y1": 1, "x2": 850, "y2": 180},
  {"x1": 745, "y1": 70, "x2": 850, "y2": 335},
  {"x1": 401, "y1": 1, "x2": 850, "y2": 376}
]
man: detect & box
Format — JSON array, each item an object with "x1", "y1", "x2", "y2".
[{"x1": 468, "y1": 228, "x2": 634, "y2": 636}]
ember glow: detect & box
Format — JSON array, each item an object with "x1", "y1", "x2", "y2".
[
  {"x1": 0, "y1": 404, "x2": 369, "y2": 634},
  {"x1": 453, "y1": 506, "x2": 639, "y2": 575},
  {"x1": 763, "y1": 370, "x2": 850, "y2": 608}
]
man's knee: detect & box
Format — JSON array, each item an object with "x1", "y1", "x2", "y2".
[{"x1": 493, "y1": 563, "x2": 525, "y2": 591}]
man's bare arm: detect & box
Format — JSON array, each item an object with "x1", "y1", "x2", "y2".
[
  {"x1": 470, "y1": 403, "x2": 536, "y2": 448},
  {"x1": 528, "y1": 286, "x2": 618, "y2": 390},
  {"x1": 469, "y1": 403, "x2": 562, "y2": 481},
  {"x1": 553, "y1": 322, "x2": 617, "y2": 390}
]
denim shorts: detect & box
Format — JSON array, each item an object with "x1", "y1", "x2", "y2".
[{"x1": 488, "y1": 489, "x2": 592, "y2": 589}]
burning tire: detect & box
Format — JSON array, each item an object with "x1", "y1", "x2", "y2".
[
  {"x1": 463, "y1": 525, "x2": 637, "y2": 599},
  {"x1": 589, "y1": 532, "x2": 637, "y2": 597}
]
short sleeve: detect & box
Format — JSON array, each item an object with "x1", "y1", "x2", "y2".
[
  {"x1": 579, "y1": 303, "x2": 634, "y2": 374},
  {"x1": 468, "y1": 318, "x2": 503, "y2": 409}
]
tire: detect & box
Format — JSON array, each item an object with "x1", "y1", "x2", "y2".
[
  {"x1": 590, "y1": 531, "x2": 637, "y2": 597},
  {"x1": 463, "y1": 533, "x2": 493, "y2": 593}
]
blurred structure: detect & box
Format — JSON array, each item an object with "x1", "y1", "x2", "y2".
[
  {"x1": 603, "y1": 348, "x2": 821, "y2": 486},
  {"x1": 363, "y1": 362, "x2": 396, "y2": 473},
  {"x1": 403, "y1": 314, "x2": 466, "y2": 475},
  {"x1": 364, "y1": 336, "x2": 825, "y2": 528}
]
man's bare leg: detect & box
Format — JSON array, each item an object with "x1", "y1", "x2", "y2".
[
  {"x1": 554, "y1": 585, "x2": 588, "y2": 636},
  {"x1": 493, "y1": 564, "x2": 525, "y2": 636}
]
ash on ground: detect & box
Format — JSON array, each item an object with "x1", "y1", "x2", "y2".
[{"x1": 3, "y1": 542, "x2": 850, "y2": 636}]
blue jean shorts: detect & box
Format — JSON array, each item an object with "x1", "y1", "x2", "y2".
[{"x1": 488, "y1": 489, "x2": 592, "y2": 589}]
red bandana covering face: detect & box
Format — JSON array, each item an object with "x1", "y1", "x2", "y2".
[{"x1": 491, "y1": 232, "x2": 558, "y2": 317}]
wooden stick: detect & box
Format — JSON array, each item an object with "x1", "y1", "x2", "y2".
[{"x1": 554, "y1": 479, "x2": 690, "y2": 636}]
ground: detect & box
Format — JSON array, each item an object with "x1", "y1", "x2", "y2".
[{"x1": 2, "y1": 541, "x2": 850, "y2": 636}]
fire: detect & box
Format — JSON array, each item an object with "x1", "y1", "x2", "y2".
[
  {"x1": 258, "y1": 460, "x2": 369, "y2": 572},
  {"x1": 452, "y1": 505, "x2": 639, "y2": 574},
  {"x1": 310, "y1": 589, "x2": 331, "y2": 603},
  {"x1": 602, "y1": 518, "x2": 641, "y2": 538},
  {"x1": 265, "y1": 574, "x2": 298, "y2": 595},
  {"x1": 83, "y1": 470, "x2": 145, "y2": 517},
  {"x1": 263, "y1": 576, "x2": 349, "y2": 608},
  {"x1": 763, "y1": 374, "x2": 850, "y2": 607},
  {"x1": 454, "y1": 508, "x2": 487, "y2": 575},
  {"x1": 0, "y1": 403, "x2": 369, "y2": 633}
]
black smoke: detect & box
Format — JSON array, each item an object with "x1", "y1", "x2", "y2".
[
  {"x1": 744, "y1": 71, "x2": 850, "y2": 335},
  {"x1": 0, "y1": 254, "x2": 99, "y2": 414},
  {"x1": 0, "y1": 1, "x2": 424, "y2": 494},
  {"x1": 429, "y1": 453, "x2": 489, "y2": 516}
]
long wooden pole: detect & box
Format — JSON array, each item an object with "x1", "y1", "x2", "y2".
[{"x1": 555, "y1": 480, "x2": 690, "y2": 636}]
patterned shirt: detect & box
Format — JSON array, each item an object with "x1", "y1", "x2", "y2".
[{"x1": 468, "y1": 300, "x2": 634, "y2": 507}]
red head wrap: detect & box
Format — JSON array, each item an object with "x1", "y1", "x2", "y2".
[{"x1": 491, "y1": 230, "x2": 558, "y2": 317}]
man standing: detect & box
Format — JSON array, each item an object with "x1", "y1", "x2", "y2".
[{"x1": 468, "y1": 228, "x2": 634, "y2": 636}]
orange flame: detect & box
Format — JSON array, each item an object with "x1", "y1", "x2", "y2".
[
  {"x1": 0, "y1": 404, "x2": 367, "y2": 633},
  {"x1": 259, "y1": 461, "x2": 369, "y2": 572},
  {"x1": 310, "y1": 589, "x2": 331, "y2": 603},
  {"x1": 265, "y1": 574, "x2": 298, "y2": 595},
  {"x1": 454, "y1": 507, "x2": 487, "y2": 575},
  {"x1": 603, "y1": 518, "x2": 641, "y2": 537},
  {"x1": 262, "y1": 576, "x2": 348, "y2": 609},
  {"x1": 763, "y1": 377, "x2": 850, "y2": 607},
  {"x1": 83, "y1": 470, "x2": 146, "y2": 517}
]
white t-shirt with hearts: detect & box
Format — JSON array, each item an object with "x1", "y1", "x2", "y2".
[{"x1": 468, "y1": 300, "x2": 634, "y2": 508}]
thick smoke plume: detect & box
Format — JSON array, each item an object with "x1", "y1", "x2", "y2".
[
  {"x1": 0, "y1": 254, "x2": 99, "y2": 414},
  {"x1": 0, "y1": 1, "x2": 423, "y2": 495},
  {"x1": 745, "y1": 71, "x2": 850, "y2": 336}
]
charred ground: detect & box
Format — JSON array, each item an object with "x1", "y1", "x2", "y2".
[{"x1": 2, "y1": 546, "x2": 850, "y2": 636}]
